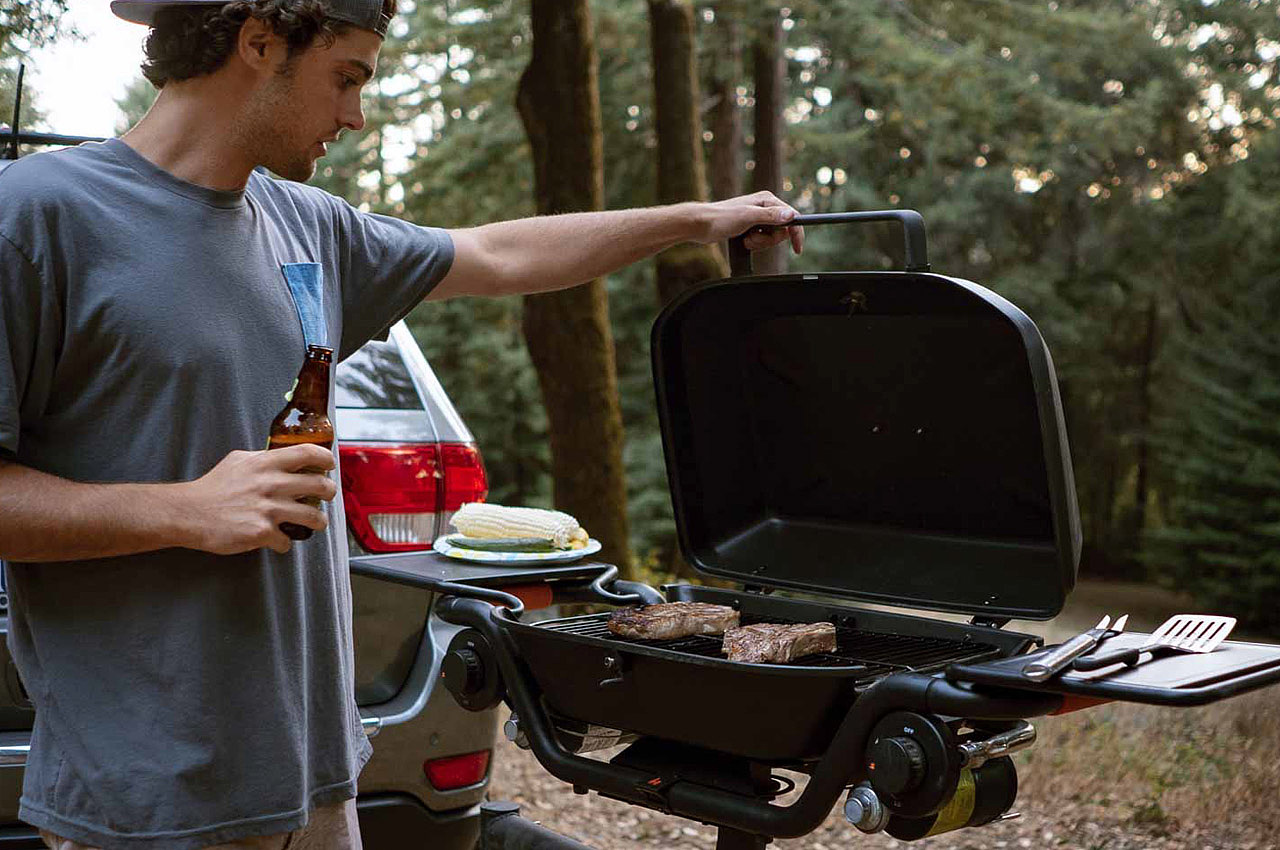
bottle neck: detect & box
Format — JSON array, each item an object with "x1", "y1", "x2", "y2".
[{"x1": 292, "y1": 351, "x2": 332, "y2": 411}]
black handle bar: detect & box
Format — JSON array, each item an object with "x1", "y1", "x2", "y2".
[
  {"x1": 436, "y1": 595, "x2": 1062, "y2": 840},
  {"x1": 728, "y1": 209, "x2": 930, "y2": 277},
  {"x1": 555, "y1": 572, "x2": 665, "y2": 607},
  {"x1": 420, "y1": 565, "x2": 661, "y2": 619}
]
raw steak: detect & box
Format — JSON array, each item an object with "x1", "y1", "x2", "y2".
[
  {"x1": 607, "y1": 602, "x2": 740, "y2": 640},
  {"x1": 722, "y1": 622, "x2": 837, "y2": 663}
]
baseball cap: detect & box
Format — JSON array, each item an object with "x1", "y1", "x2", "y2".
[{"x1": 110, "y1": 0, "x2": 392, "y2": 38}]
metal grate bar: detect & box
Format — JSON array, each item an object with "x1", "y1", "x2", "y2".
[{"x1": 539, "y1": 611, "x2": 997, "y2": 673}]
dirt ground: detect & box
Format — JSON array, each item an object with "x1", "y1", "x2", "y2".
[
  {"x1": 490, "y1": 736, "x2": 1276, "y2": 850},
  {"x1": 487, "y1": 582, "x2": 1280, "y2": 850}
]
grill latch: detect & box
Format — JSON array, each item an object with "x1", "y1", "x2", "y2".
[{"x1": 598, "y1": 651, "x2": 627, "y2": 688}]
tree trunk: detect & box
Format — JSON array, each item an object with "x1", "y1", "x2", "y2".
[
  {"x1": 707, "y1": 5, "x2": 743, "y2": 202},
  {"x1": 648, "y1": 0, "x2": 728, "y2": 306},
  {"x1": 516, "y1": 0, "x2": 634, "y2": 577},
  {"x1": 648, "y1": 0, "x2": 727, "y2": 579},
  {"x1": 1132, "y1": 294, "x2": 1159, "y2": 538},
  {"x1": 750, "y1": 5, "x2": 787, "y2": 275}
]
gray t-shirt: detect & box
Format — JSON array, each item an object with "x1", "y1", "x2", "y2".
[{"x1": 0, "y1": 139, "x2": 453, "y2": 848}]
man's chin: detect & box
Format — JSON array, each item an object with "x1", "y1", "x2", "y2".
[{"x1": 267, "y1": 157, "x2": 318, "y2": 183}]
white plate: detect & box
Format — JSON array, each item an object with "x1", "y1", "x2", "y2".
[{"x1": 432, "y1": 536, "x2": 602, "y2": 564}]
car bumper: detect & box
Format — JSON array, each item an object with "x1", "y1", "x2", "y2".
[
  {"x1": 0, "y1": 795, "x2": 480, "y2": 850},
  {"x1": 358, "y1": 793, "x2": 480, "y2": 850}
]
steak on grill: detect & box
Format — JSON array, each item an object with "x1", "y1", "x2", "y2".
[
  {"x1": 722, "y1": 622, "x2": 837, "y2": 663},
  {"x1": 607, "y1": 602, "x2": 740, "y2": 640}
]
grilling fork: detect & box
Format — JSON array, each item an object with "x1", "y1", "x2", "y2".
[
  {"x1": 1073, "y1": 614, "x2": 1236, "y2": 672},
  {"x1": 1022, "y1": 614, "x2": 1128, "y2": 682}
]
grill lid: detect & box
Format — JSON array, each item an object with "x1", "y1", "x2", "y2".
[{"x1": 652, "y1": 266, "x2": 1081, "y2": 621}]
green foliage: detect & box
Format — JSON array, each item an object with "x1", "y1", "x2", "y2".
[
  {"x1": 772, "y1": 0, "x2": 1280, "y2": 576},
  {"x1": 1145, "y1": 133, "x2": 1280, "y2": 634},
  {"x1": 0, "y1": 0, "x2": 72, "y2": 55},
  {"x1": 115, "y1": 75, "x2": 159, "y2": 135},
  {"x1": 1, "y1": 0, "x2": 77, "y2": 141}
]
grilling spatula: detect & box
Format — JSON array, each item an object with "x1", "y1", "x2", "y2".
[
  {"x1": 1022, "y1": 614, "x2": 1127, "y2": 682},
  {"x1": 1073, "y1": 614, "x2": 1236, "y2": 672}
]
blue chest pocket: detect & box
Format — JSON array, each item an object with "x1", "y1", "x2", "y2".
[{"x1": 281, "y1": 262, "x2": 328, "y2": 349}]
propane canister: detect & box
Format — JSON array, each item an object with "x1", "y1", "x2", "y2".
[{"x1": 884, "y1": 756, "x2": 1018, "y2": 841}]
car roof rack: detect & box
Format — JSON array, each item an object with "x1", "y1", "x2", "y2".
[{"x1": 4, "y1": 63, "x2": 106, "y2": 160}]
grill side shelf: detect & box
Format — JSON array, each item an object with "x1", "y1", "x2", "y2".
[{"x1": 947, "y1": 635, "x2": 1280, "y2": 706}]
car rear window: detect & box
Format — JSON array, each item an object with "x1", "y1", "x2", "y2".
[{"x1": 336, "y1": 341, "x2": 421, "y2": 410}]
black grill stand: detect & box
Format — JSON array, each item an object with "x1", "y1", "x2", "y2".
[
  {"x1": 480, "y1": 802, "x2": 595, "y2": 850},
  {"x1": 717, "y1": 830, "x2": 769, "y2": 850},
  {"x1": 714, "y1": 762, "x2": 774, "y2": 850},
  {"x1": 480, "y1": 798, "x2": 771, "y2": 849}
]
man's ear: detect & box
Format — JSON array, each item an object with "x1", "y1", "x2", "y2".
[{"x1": 237, "y1": 16, "x2": 286, "y2": 74}]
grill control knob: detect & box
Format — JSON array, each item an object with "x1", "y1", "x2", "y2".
[
  {"x1": 868, "y1": 735, "x2": 926, "y2": 795},
  {"x1": 442, "y1": 629, "x2": 505, "y2": 712},
  {"x1": 443, "y1": 648, "x2": 484, "y2": 696}
]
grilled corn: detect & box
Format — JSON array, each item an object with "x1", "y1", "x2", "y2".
[{"x1": 451, "y1": 503, "x2": 590, "y2": 549}]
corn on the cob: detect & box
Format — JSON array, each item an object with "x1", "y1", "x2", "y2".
[{"x1": 451, "y1": 503, "x2": 589, "y2": 549}]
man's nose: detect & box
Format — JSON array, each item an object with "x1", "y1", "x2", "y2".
[{"x1": 342, "y1": 101, "x2": 366, "y2": 133}]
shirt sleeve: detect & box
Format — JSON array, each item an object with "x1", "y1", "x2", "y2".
[
  {"x1": 331, "y1": 198, "x2": 455, "y2": 362},
  {"x1": 0, "y1": 233, "x2": 61, "y2": 460}
]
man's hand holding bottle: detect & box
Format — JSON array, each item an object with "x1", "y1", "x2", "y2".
[{"x1": 177, "y1": 444, "x2": 337, "y2": 555}]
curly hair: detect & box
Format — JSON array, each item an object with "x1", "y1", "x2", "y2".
[{"x1": 140, "y1": 0, "x2": 391, "y2": 88}]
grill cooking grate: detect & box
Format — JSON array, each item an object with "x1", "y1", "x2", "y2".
[{"x1": 540, "y1": 611, "x2": 999, "y2": 673}]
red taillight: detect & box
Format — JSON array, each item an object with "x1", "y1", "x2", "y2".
[
  {"x1": 424, "y1": 750, "x2": 490, "y2": 790},
  {"x1": 339, "y1": 442, "x2": 488, "y2": 553},
  {"x1": 441, "y1": 443, "x2": 488, "y2": 510}
]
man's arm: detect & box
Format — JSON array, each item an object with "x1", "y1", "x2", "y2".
[
  {"x1": 430, "y1": 192, "x2": 804, "y2": 301},
  {"x1": 0, "y1": 445, "x2": 338, "y2": 562}
]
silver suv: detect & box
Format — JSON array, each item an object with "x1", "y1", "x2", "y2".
[{"x1": 0, "y1": 321, "x2": 498, "y2": 848}]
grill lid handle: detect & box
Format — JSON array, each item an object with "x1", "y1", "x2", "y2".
[
  {"x1": 554, "y1": 568, "x2": 665, "y2": 607},
  {"x1": 728, "y1": 209, "x2": 931, "y2": 277}
]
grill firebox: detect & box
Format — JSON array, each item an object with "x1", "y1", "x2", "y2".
[
  {"x1": 502, "y1": 585, "x2": 1042, "y2": 762},
  {"x1": 540, "y1": 611, "x2": 1001, "y2": 676}
]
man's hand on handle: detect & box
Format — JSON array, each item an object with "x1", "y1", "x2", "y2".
[
  {"x1": 695, "y1": 191, "x2": 805, "y2": 256},
  {"x1": 178, "y1": 444, "x2": 337, "y2": 555}
]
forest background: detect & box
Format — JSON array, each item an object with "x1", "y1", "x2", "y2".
[{"x1": 5, "y1": 0, "x2": 1280, "y2": 634}]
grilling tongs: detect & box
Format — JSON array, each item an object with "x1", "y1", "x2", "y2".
[{"x1": 1022, "y1": 615, "x2": 1128, "y2": 682}]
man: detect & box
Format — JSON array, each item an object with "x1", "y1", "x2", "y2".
[{"x1": 0, "y1": 0, "x2": 802, "y2": 847}]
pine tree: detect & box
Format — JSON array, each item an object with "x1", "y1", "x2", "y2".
[{"x1": 1148, "y1": 281, "x2": 1280, "y2": 634}]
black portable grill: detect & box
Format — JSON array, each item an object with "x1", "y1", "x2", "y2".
[
  {"x1": 368, "y1": 211, "x2": 1280, "y2": 849},
  {"x1": 482, "y1": 211, "x2": 1076, "y2": 767}
]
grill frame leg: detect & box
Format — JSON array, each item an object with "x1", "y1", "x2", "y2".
[
  {"x1": 480, "y1": 802, "x2": 596, "y2": 849},
  {"x1": 715, "y1": 827, "x2": 771, "y2": 849}
]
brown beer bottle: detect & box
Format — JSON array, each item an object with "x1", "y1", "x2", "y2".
[{"x1": 267, "y1": 345, "x2": 335, "y2": 541}]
